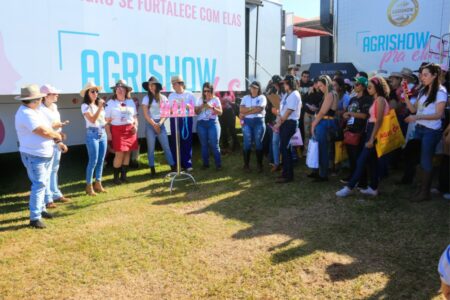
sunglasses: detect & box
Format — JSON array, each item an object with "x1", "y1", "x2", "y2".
[
  {"x1": 203, "y1": 89, "x2": 211, "y2": 93},
  {"x1": 354, "y1": 83, "x2": 361, "y2": 87},
  {"x1": 89, "y1": 90, "x2": 99, "y2": 94}
]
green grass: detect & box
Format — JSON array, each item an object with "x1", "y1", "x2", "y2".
[{"x1": 0, "y1": 143, "x2": 448, "y2": 299}]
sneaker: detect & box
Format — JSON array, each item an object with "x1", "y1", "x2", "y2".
[
  {"x1": 41, "y1": 211, "x2": 53, "y2": 219},
  {"x1": 46, "y1": 202, "x2": 57, "y2": 209},
  {"x1": 336, "y1": 186, "x2": 353, "y2": 197},
  {"x1": 340, "y1": 178, "x2": 350, "y2": 184},
  {"x1": 186, "y1": 167, "x2": 193, "y2": 172},
  {"x1": 201, "y1": 165, "x2": 210, "y2": 170},
  {"x1": 359, "y1": 187, "x2": 378, "y2": 196},
  {"x1": 216, "y1": 166, "x2": 222, "y2": 171},
  {"x1": 29, "y1": 219, "x2": 46, "y2": 229},
  {"x1": 443, "y1": 193, "x2": 450, "y2": 200}
]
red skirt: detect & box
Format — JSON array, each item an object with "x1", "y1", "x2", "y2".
[{"x1": 111, "y1": 124, "x2": 138, "y2": 152}]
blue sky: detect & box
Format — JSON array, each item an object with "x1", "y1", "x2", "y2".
[{"x1": 282, "y1": 0, "x2": 320, "y2": 18}]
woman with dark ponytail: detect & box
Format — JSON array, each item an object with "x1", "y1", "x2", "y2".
[
  {"x1": 404, "y1": 63, "x2": 447, "y2": 202},
  {"x1": 142, "y1": 77, "x2": 175, "y2": 176}
]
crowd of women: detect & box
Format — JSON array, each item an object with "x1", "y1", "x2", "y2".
[{"x1": 14, "y1": 62, "x2": 450, "y2": 229}]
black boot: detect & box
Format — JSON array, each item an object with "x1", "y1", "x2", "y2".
[
  {"x1": 170, "y1": 165, "x2": 177, "y2": 172},
  {"x1": 256, "y1": 150, "x2": 263, "y2": 173},
  {"x1": 150, "y1": 166, "x2": 156, "y2": 177},
  {"x1": 120, "y1": 165, "x2": 129, "y2": 183},
  {"x1": 243, "y1": 150, "x2": 251, "y2": 172},
  {"x1": 113, "y1": 167, "x2": 122, "y2": 185},
  {"x1": 411, "y1": 169, "x2": 432, "y2": 202}
]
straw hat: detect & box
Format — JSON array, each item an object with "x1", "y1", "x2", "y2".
[
  {"x1": 142, "y1": 76, "x2": 162, "y2": 91},
  {"x1": 110, "y1": 79, "x2": 132, "y2": 92},
  {"x1": 400, "y1": 67, "x2": 414, "y2": 79},
  {"x1": 80, "y1": 81, "x2": 103, "y2": 97},
  {"x1": 40, "y1": 84, "x2": 61, "y2": 95},
  {"x1": 170, "y1": 75, "x2": 184, "y2": 84},
  {"x1": 14, "y1": 84, "x2": 47, "y2": 101}
]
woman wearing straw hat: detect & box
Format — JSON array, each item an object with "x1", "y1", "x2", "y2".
[
  {"x1": 168, "y1": 75, "x2": 196, "y2": 171},
  {"x1": 39, "y1": 84, "x2": 70, "y2": 207},
  {"x1": 80, "y1": 81, "x2": 108, "y2": 195},
  {"x1": 105, "y1": 80, "x2": 138, "y2": 184},
  {"x1": 14, "y1": 84, "x2": 68, "y2": 229},
  {"x1": 142, "y1": 76, "x2": 175, "y2": 176}
]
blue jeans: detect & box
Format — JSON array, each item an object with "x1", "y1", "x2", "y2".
[
  {"x1": 44, "y1": 145, "x2": 63, "y2": 204},
  {"x1": 348, "y1": 123, "x2": 379, "y2": 190},
  {"x1": 414, "y1": 124, "x2": 442, "y2": 172},
  {"x1": 280, "y1": 120, "x2": 298, "y2": 180},
  {"x1": 145, "y1": 121, "x2": 174, "y2": 167},
  {"x1": 85, "y1": 127, "x2": 107, "y2": 184},
  {"x1": 314, "y1": 119, "x2": 337, "y2": 178},
  {"x1": 197, "y1": 119, "x2": 222, "y2": 167},
  {"x1": 242, "y1": 117, "x2": 266, "y2": 151},
  {"x1": 169, "y1": 117, "x2": 193, "y2": 169},
  {"x1": 272, "y1": 130, "x2": 280, "y2": 166},
  {"x1": 20, "y1": 152, "x2": 52, "y2": 221}
]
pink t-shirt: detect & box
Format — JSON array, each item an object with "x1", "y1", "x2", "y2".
[{"x1": 368, "y1": 97, "x2": 390, "y2": 123}]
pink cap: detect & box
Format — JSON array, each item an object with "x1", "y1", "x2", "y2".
[{"x1": 40, "y1": 84, "x2": 61, "y2": 95}]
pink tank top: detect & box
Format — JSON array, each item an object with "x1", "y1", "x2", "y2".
[{"x1": 368, "y1": 97, "x2": 390, "y2": 123}]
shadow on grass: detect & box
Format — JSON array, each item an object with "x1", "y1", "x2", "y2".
[{"x1": 188, "y1": 162, "x2": 449, "y2": 299}]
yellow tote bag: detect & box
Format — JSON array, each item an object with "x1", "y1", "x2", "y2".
[
  {"x1": 335, "y1": 141, "x2": 348, "y2": 164},
  {"x1": 375, "y1": 109, "x2": 405, "y2": 157}
]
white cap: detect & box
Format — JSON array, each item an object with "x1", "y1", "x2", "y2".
[{"x1": 438, "y1": 245, "x2": 450, "y2": 285}]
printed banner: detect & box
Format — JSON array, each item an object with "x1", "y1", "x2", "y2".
[
  {"x1": 337, "y1": 0, "x2": 450, "y2": 72},
  {"x1": 0, "y1": 0, "x2": 245, "y2": 95}
]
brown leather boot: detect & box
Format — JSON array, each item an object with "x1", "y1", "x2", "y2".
[
  {"x1": 93, "y1": 181, "x2": 107, "y2": 193},
  {"x1": 411, "y1": 170, "x2": 432, "y2": 202},
  {"x1": 85, "y1": 184, "x2": 97, "y2": 196}
]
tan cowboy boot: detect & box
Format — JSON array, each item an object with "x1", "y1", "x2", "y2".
[
  {"x1": 85, "y1": 184, "x2": 97, "y2": 196},
  {"x1": 93, "y1": 181, "x2": 107, "y2": 193}
]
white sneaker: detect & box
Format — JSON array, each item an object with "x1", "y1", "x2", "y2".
[
  {"x1": 336, "y1": 186, "x2": 353, "y2": 197},
  {"x1": 359, "y1": 187, "x2": 378, "y2": 196},
  {"x1": 186, "y1": 167, "x2": 193, "y2": 172}
]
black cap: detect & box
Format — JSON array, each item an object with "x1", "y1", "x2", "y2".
[
  {"x1": 282, "y1": 74, "x2": 296, "y2": 86},
  {"x1": 271, "y1": 75, "x2": 283, "y2": 84},
  {"x1": 250, "y1": 81, "x2": 261, "y2": 90}
]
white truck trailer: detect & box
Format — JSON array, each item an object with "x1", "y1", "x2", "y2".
[{"x1": 0, "y1": 0, "x2": 282, "y2": 153}]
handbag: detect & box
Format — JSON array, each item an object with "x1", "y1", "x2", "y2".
[
  {"x1": 306, "y1": 138, "x2": 319, "y2": 169},
  {"x1": 334, "y1": 141, "x2": 348, "y2": 164},
  {"x1": 289, "y1": 128, "x2": 303, "y2": 147},
  {"x1": 375, "y1": 109, "x2": 405, "y2": 157},
  {"x1": 343, "y1": 131, "x2": 361, "y2": 146}
]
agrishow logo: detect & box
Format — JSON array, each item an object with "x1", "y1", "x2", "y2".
[{"x1": 387, "y1": 0, "x2": 419, "y2": 27}]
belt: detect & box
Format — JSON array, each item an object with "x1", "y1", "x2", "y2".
[
  {"x1": 87, "y1": 126, "x2": 105, "y2": 130},
  {"x1": 322, "y1": 116, "x2": 335, "y2": 120}
]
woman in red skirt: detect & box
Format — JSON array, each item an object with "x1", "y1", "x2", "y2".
[{"x1": 105, "y1": 80, "x2": 138, "y2": 184}]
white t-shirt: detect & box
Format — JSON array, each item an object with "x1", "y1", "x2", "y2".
[
  {"x1": 196, "y1": 97, "x2": 222, "y2": 121},
  {"x1": 142, "y1": 94, "x2": 168, "y2": 120},
  {"x1": 81, "y1": 103, "x2": 106, "y2": 128},
  {"x1": 416, "y1": 86, "x2": 447, "y2": 130},
  {"x1": 280, "y1": 90, "x2": 302, "y2": 120},
  {"x1": 105, "y1": 99, "x2": 137, "y2": 126},
  {"x1": 15, "y1": 105, "x2": 54, "y2": 157},
  {"x1": 40, "y1": 103, "x2": 62, "y2": 133},
  {"x1": 168, "y1": 91, "x2": 196, "y2": 116},
  {"x1": 240, "y1": 94, "x2": 267, "y2": 118}
]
